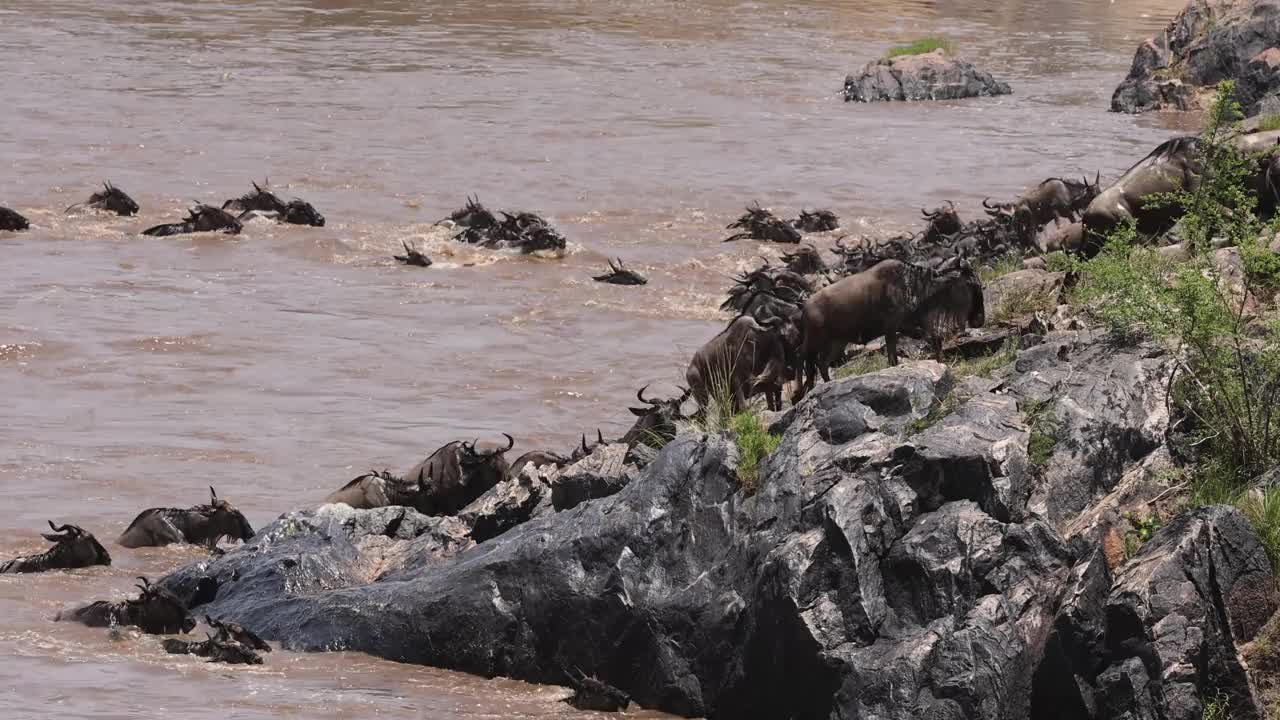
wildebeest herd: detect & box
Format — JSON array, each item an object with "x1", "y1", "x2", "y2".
[{"x1": 4, "y1": 127, "x2": 1280, "y2": 685}]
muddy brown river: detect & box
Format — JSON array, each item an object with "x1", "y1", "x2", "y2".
[{"x1": 1, "y1": 0, "x2": 1188, "y2": 716}]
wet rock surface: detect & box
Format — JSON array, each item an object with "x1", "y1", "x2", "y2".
[
  {"x1": 160, "y1": 332, "x2": 1270, "y2": 718},
  {"x1": 1112, "y1": 0, "x2": 1280, "y2": 116},
  {"x1": 844, "y1": 49, "x2": 1012, "y2": 103}
]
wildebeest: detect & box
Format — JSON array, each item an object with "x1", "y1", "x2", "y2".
[
  {"x1": 324, "y1": 469, "x2": 417, "y2": 509},
  {"x1": 393, "y1": 240, "x2": 433, "y2": 267},
  {"x1": 999, "y1": 176, "x2": 1100, "y2": 248},
  {"x1": 569, "y1": 429, "x2": 606, "y2": 462},
  {"x1": 206, "y1": 615, "x2": 271, "y2": 652},
  {"x1": 1039, "y1": 220, "x2": 1084, "y2": 254},
  {"x1": 564, "y1": 668, "x2": 631, "y2": 712},
  {"x1": 921, "y1": 202, "x2": 963, "y2": 245},
  {"x1": 780, "y1": 243, "x2": 828, "y2": 276},
  {"x1": 903, "y1": 258, "x2": 985, "y2": 362},
  {"x1": 510, "y1": 449, "x2": 571, "y2": 477},
  {"x1": 454, "y1": 208, "x2": 566, "y2": 253},
  {"x1": 593, "y1": 258, "x2": 647, "y2": 285},
  {"x1": 793, "y1": 259, "x2": 986, "y2": 400},
  {"x1": 222, "y1": 181, "x2": 325, "y2": 227},
  {"x1": 67, "y1": 182, "x2": 139, "y2": 216},
  {"x1": 792, "y1": 209, "x2": 839, "y2": 233},
  {"x1": 163, "y1": 632, "x2": 264, "y2": 665},
  {"x1": 0, "y1": 206, "x2": 30, "y2": 231},
  {"x1": 1081, "y1": 137, "x2": 1203, "y2": 254},
  {"x1": 403, "y1": 434, "x2": 515, "y2": 516},
  {"x1": 117, "y1": 487, "x2": 254, "y2": 549},
  {"x1": 686, "y1": 314, "x2": 791, "y2": 413},
  {"x1": 142, "y1": 204, "x2": 243, "y2": 237},
  {"x1": 725, "y1": 203, "x2": 803, "y2": 244},
  {"x1": 0, "y1": 521, "x2": 111, "y2": 574},
  {"x1": 620, "y1": 385, "x2": 690, "y2": 448},
  {"x1": 438, "y1": 195, "x2": 498, "y2": 229},
  {"x1": 57, "y1": 576, "x2": 197, "y2": 634}
]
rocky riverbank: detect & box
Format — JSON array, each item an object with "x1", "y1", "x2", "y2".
[
  {"x1": 159, "y1": 320, "x2": 1276, "y2": 718},
  {"x1": 1112, "y1": 0, "x2": 1280, "y2": 117}
]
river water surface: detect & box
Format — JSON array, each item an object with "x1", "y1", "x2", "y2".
[{"x1": 1, "y1": 1, "x2": 1187, "y2": 717}]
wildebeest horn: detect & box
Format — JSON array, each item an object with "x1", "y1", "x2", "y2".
[
  {"x1": 982, "y1": 198, "x2": 997, "y2": 209},
  {"x1": 462, "y1": 439, "x2": 478, "y2": 454},
  {"x1": 581, "y1": 434, "x2": 589, "y2": 453},
  {"x1": 597, "y1": 428, "x2": 604, "y2": 444},
  {"x1": 252, "y1": 180, "x2": 263, "y2": 193},
  {"x1": 209, "y1": 486, "x2": 218, "y2": 504},
  {"x1": 1094, "y1": 170, "x2": 1101, "y2": 188},
  {"x1": 921, "y1": 207, "x2": 935, "y2": 218},
  {"x1": 499, "y1": 433, "x2": 514, "y2": 452},
  {"x1": 636, "y1": 384, "x2": 657, "y2": 406}
]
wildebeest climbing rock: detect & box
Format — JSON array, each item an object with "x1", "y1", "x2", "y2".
[
  {"x1": 844, "y1": 49, "x2": 1012, "y2": 102},
  {"x1": 157, "y1": 332, "x2": 1266, "y2": 719}
]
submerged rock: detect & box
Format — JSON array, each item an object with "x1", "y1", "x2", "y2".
[
  {"x1": 1112, "y1": 0, "x2": 1280, "y2": 117},
  {"x1": 158, "y1": 331, "x2": 1265, "y2": 719},
  {"x1": 843, "y1": 49, "x2": 1012, "y2": 103}
]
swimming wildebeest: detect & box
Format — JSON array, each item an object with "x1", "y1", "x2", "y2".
[
  {"x1": 792, "y1": 209, "x2": 839, "y2": 233},
  {"x1": 454, "y1": 208, "x2": 566, "y2": 253},
  {"x1": 620, "y1": 385, "x2": 691, "y2": 448},
  {"x1": 0, "y1": 206, "x2": 30, "y2": 231},
  {"x1": 686, "y1": 314, "x2": 791, "y2": 413},
  {"x1": 0, "y1": 521, "x2": 111, "y2": 573},
  {"x1": 222, "y1": 181, "x2": 325, "y2": 227},
  {"x1": 57, "y1": 576, "x2": 197, "y2": 634},
  {"x1": 593, "y1": 258, "x2": 647, "y2": 285},
  {"x1": 438, "y1": 195, "x2": 498, "y2": 229},
  {"x1": 67, "y1": 181, "x2": 139, "y2": 216},
  {"x1": 921, "y1": 202, "x2": 963, "y2": 245},
  {"x1": 142, "y1": 204, "x2": 243, "y2": 237},
  {"x1": 324, "y1": 469, "x2": 417, "y2": 509},
  {"x1": 163, "y1": 631, "x2": 264, "y2": 665},
  {"x1": 780, "y1": 243, "x2": 828, "y2": 276},
  {"x1": 563, "y1": 668, "x2": 631, "y2": 712},
  {"x1": 206, "y1": 615, "x2": 271, "y2": 653},
  {"x1": 117, "y1": 487, "x2": 254, "y2": 549},
  {"x1": 402, "y1": 434, "x2": 515, "y2": 516},
  {"x1": 1080, "y1": 137, "x2": 1203, "y2": 255},
  {"x1": 510, "y1": 449, "x2": 572, "y2": 478},
  {"x1": 393, "y1": 240, "x2": 433, "y2": 267},
  {"x1": 793, "y1": 259, "x2": 986, "y2": 401},
  {"x1": 724, "y1": 202, "x2": 803, "y2": 244}
]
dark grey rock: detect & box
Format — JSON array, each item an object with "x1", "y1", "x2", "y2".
[
  {"x1": 844, "y1": 49, "x2": 1011, "y2": 103},
  {"x1": 551, "y1": 443, "x2": 633, "y2": 511},
  {"x1": 459, "y1": 470, "x2": 552, "y2": 543},
  {"x1": 1112, "y1": 0, "x2": 1280, "y2": 117}
]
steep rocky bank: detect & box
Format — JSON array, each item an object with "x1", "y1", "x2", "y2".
[
  {"x1": 160, "y1": 324, "x2": 1274, "y2": 718},
  {"x1": 1112, "y1": 0, "x2": 1280, "y2": 117}
]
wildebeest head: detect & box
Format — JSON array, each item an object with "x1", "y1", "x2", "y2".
[
  {"x1": 223, "y1": 180, "x2": 285, "y2": 214},
  {"x1": 921, "y1": 201, "x2": 963, "y2": 241},
  {"x1": 200, "y1": 487, "x2": 254, "y2": 545},
  {"x1": 207, "y1": 615, "x2": 272, "y2": 652},
  {"x1": 792, "y1": 209, "x2": 840, "y2": 233},
  {"x1": 440, "y1": 195, "x2": 498, "y2": 229},
  {"x1": 570, "y1": 429, "x2": 607, "y2": 462},
  {"x1": 41, "y1": 521, "x2": 112, "y2": 568},
  {"x1": 780, "y1": 243, "x2": 828, "y2": 275},
  {"x1": 458, "y1": 433, "x2": 515, "y2": 490},
  {"x1": 1065, "y1": 173, "x2": 1102, "y2": 213},
  {"x1": 129, "y1": 576, "x2": 197, "y2": 634},
  {"x1": 280, "y1": 198, "x2": 325, "y2": 227},
  {"x1": 621, "y1": 385, "x2": 691, "y2": 448},
  {"x1": 73, "y1": 181, "x2": 139, "y2": 216}
]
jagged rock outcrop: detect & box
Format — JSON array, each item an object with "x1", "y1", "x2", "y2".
[
  {"x1": 158, "y1": 331, "x2": 1266, "y2": 718},
  {"x1": 1112, "y1": 0, "x2": 1280, "y2": 117},
  {"x1": 844, "y1": 49, "x2": 1012, "y2": 103}
]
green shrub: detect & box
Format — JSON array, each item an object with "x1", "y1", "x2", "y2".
[
  {"x1": 885, "y1": 37, "x2": 954, "y2": 59},
  {"x1": 1240, "y1": 486, "x2": 1280, "y2": 572},
  {"x1": 730, "y1": 411, "x2": 781, "y2": 495},
  {"x1": 1020, "y1": 398, "x2": 1060, "y2": 468},
  {"x1": 1201, "y1": 691, "x2": 1230, "y2": 720},
  {"x1": 1256, "y1": 114, "x2": 1280, "y2": 132},
  {"x1": 1043, "y1": 251, "x2": 1075, "y2": 274},
  {"x1": 1122, "y1": 513, "x2": 1163, "y2": 558}
]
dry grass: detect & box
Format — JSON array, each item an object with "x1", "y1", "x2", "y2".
[{"x1": 885, "y1": 37, "x2": 954, "y2": 58}]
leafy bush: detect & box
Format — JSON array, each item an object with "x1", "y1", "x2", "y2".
[
  {"x1": 885, "y1": 37, "x2": 954, "y2": 59},
  {"x1": 730, "y1": 411, "x2": 780, "y2": 495},
  {"x1": 1122, "y1": 513, "x2": 1163, "y2": 558}
]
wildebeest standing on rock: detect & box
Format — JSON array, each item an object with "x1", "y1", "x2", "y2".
[
  {"x1": 393, "y1": 240, "x2": 432, "y2": 267},
  {"x1": 686, "y1": 314, "x2": 792, "y2": 413},
  {"x1": 792, "y1": 208, "x2": 839, "y2": 233},
  {"x1": 56, "y1": 576, "x2": 197, "y2": 634},
  {"x1": 117, "y1": 487, "x2": 254, "y2": 549},
  {"x1": 0, "y1": 206, "x2": 30, "y2": 231},
  {"x1": 620, "y1": 385, "x2": 690, "y2": 449},
  {"x1": 222, "y1": 180, "x2": 325, "y2": 227},
  {"x1": 793, "y1": 259, "x2": 986, "y2": 400},
  {"x1": 1081, "y1": 136, "x2": 1203, "y2": 255},
  {"x1": 403, "y1": 434, "x2": 515, "y2": 516},
  {"x1": 921, "y1": 202, "x2": 963, "y2": 245},
  {"x1": 142, "y1": 204, "x2": 243, "y2": 237},
  {"x1": 324, "y1": 469, "x2": 417, "y2": 510},
  {"x1": 67, "y1": 181, "x2": 139, "y2": 216},
  {"x1": 903, "y1": 258, "x2": 985, "y2": 362},
  {"x1": 0, "y1": 521, "x2": 111, "y2": 573},
  {"x1": 724, "y1": 202, "x2": 803, "y2": 243}
]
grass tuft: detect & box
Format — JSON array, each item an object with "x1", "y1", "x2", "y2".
[
  {"x1": 1021, "y1": 398, "x2": 1060, "y2": 469},
  {"x1": 1240, "y1": 485, "x2": 1280, "y2": 573},
  {"x1": 835, "y1": 352, "x2": 890, "y2": 379},
  {"x1": 1256, "y1": 114, "x2": 1280, "y2": 132},
  {"x1": 949, "y1": 340, "x2": 1017, "y2": 380},
  {"x1": 979, "y1": 254, "x2": 1024, "y2": 283},
  {"x1": 905, "y1": 388, "x2": 961, "y2": 436},
  {"x1": 992, "y1": 285, "x2": 1057, "y2": 324},
  {"x1": 730, "y1": 411, "x2": 781, "y2": 495},
  {"x1": 885, "y1": 36, "x2": 955, "y2": 59}
]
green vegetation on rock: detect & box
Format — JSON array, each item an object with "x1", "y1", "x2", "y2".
[
  {"x1": 730, "y1": 411, "x2": 781, "y2": 495},
  {"x1": 885, "y1": 37, "x2": 954, "y2": 59}
]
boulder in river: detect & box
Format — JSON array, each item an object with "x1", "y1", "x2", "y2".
[
  {"x1": 843, "y1": 48, "x2": 1012, "y2": 102},
  {"x1": 1112, "y1": 0, "x2": 1280, "y2": 117}
]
